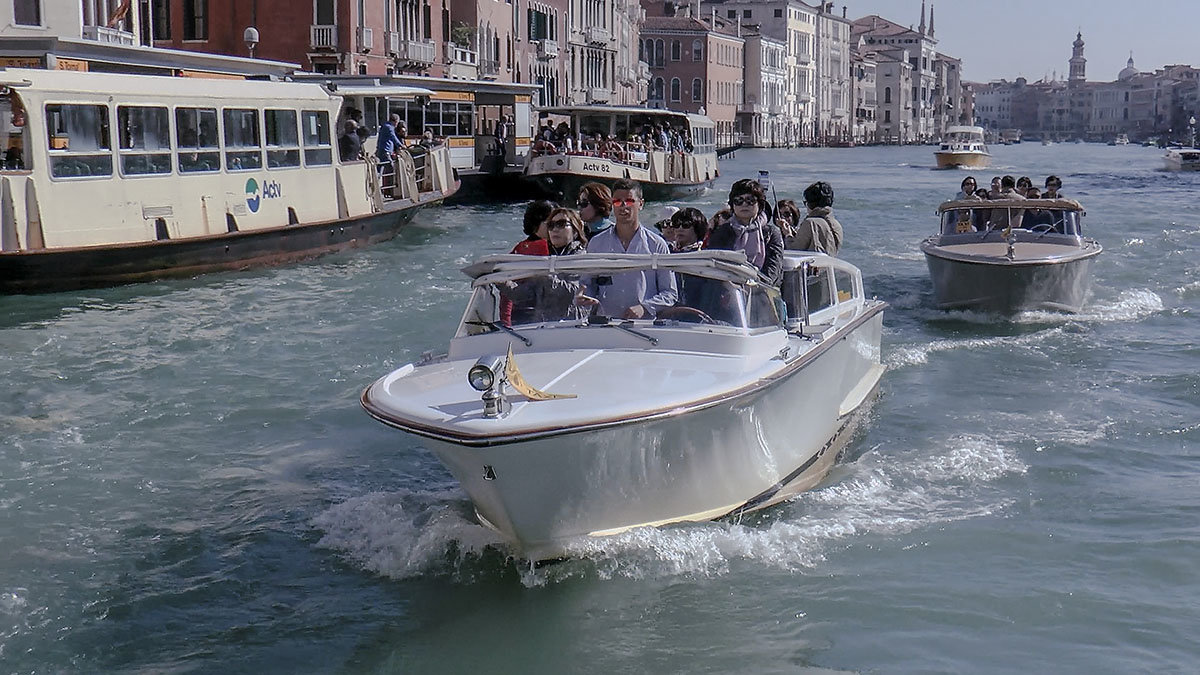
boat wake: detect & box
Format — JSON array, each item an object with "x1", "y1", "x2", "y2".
[
  {"x1": 886, "y1": 327, "x2": 1066, "y2": 368},
  {"x1": 312, "y1": 436, "x2": 1026, "y2": 587}
]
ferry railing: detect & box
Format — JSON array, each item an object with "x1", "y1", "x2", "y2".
[{"x1": 532, "y1": 139, "x2": 654, "y2": 169}]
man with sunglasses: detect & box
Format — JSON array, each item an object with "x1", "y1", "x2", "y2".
[{"x1": 578, "y1": 178, "x2": 677, "y2": 319}]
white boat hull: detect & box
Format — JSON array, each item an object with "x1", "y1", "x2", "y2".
[
  {"x1": 1164, "y1": 149, "x2": 1200, "y2": 171},
  {"x1": 418, "y1": 310, "x2": 885, "y2": 561}
]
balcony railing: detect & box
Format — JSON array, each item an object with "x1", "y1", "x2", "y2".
[
  {"x1": 637, "y1": 61, "x2": 651, "y2": 81},
  {"x1": 445, "y1": 43, "x2": 478, "y2": 65},
  {"x1": 82, "y1": 25, "x2": 136, "y2": 45},
  {"x1": 480, "y1": 58, "x2": 500, "y2": 79},
  {"x1": 589, "y1": 87, "x2": 611, "y2": 103},
  {"x1": 584, "y1": 26, "x2": 610, "y2": 44},
  {"x1": 617, "y1": 64, "x2": 635, "y2": 86},
  {"x1": 536, "y1": 39, "x2": 558, "y2": 59},
  {"x1": 397, "y1": 39, "x2": 436, "y2": 65},
  {"x1": 310, "y1": 24, "x2": 336, "y2": 49}
]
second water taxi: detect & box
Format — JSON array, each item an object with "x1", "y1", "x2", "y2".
[{"x1": 934, "y1": 126, "x2": 990, "y2": 169}]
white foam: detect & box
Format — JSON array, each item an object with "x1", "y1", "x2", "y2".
[
  {"x1": 1074, "y1": 289, "x2": 1164, "y2": 323},
  {"x1": 886, "y1": 327, "x2": 1064, "y2": 367}
]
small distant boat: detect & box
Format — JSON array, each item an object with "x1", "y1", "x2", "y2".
[
  {"x1": 1111, "y1": 134, "x2": 1130, "y2": 146},
  {"x1": 921, "y1": 198, "x2": 1102, "y2": 313},
  {"x1": 361, "y1": 251, "x2": 887, "y2": 561},
  {"x1": 934, "y1": 126, "x2": 990, "y2": 169},
  {"x1": 1163, "y1": 147, "x2": 1200, "y2": 171},
  {"x1": 1000, "y1": 128, "x2": 1022, "y2": 145}
]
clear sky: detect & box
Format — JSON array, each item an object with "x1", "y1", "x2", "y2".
[{"x1": 844, "y1": 0, "x2": 1200, "y2": 83}]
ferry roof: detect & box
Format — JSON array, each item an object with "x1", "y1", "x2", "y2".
[
  {"x1": 325, "y1": 84, "x2": 436, "y2": 98},
  {"x1": 294, "y1": 74, "x2": 542, "y2": 96},
  {"x1": 938, "y1": 198, "x2": 1085, "y2": 213},
  {"x1": 539, "y1": 105, "x2": 712, "y2": 123},
  {"x1": 0, "y1": 67, "x2": 333, "y2": 102},
  {"x1": 945, "y1": 125, "x2": 985, "y2": 134},
  {"x1": 463, "y1": 251, "x2": 758, "y2": 286}
]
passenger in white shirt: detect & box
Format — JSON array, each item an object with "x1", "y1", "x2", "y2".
[{"x1": 578, "y1": 178, "x2": 677, "y2": 318}]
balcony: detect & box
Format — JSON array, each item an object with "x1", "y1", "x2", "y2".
[
  {"x1": 82, "y1": 25, "x2": 135, "y2": 45},
  {"x1": 617, "y1": 64, "x2": 635, "y2": 86},
  {"x1": 397, "y1": 39, "x2": 436, "y2": 65},
  {"x1": 637, "y1": 61, "x2": 651, "y2": 81},
  {"x1": 797, "y1": 53, "x2": 811, "y2": 65},
  {"x1": 536, "y1": 39, "x2": 559, "y2": 60},
  {"x1": 589, "y1": 87, "x2": 611, "y2": 103},
  {"x1": 445, "y1": 43, "x2": 478, "y2": 65},
  {"x1": 310, "y1": 24, "x2": 336, "y2": 50},
  {"x1": 357, "y1": 26, "x2": 374, "y2": 52},
  {"x1": 768, "y1": 105, "x2": 784, "y2": 115},
  {"x1": 584, "y1": 26, "x2": 610, "y2": 44},
  {"x1": 737, "y1": 103, "x2": 763, "y2": 114}
]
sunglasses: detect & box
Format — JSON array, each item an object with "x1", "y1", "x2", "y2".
[
  {"x1": 576, "y1": 199, "x2": 591, "y2": 208},
  {"x1": 547, "y1": 219, "x2": 572, "y2": 230},
  {"x1": 729, "y1": 195, "x2": 757, "y2": 207},
  {"x1": 663, "y1": 222, "x2": 688, "y2": 229},
  {"x1": 611, "y1": 198, "x2": 638, "y2": 207}
]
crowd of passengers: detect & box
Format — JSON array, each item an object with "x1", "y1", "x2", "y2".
[
  {"x1": 530, "y1": 120, "x2": 694, "y2": 158},
  {"x1": 947, "y1": 174, "x2": 1071, "y2": 233},
  {"x1": 498, "y1": 176, "x2": 843, "y2": 326}
]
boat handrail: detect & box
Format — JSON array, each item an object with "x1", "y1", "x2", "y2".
[
  {"x1": 463, "y1": 251, "x2": 761, "y2": 286},
  {"x1": 937, "y1": 198, "x2": 1084, "y2": 213}
]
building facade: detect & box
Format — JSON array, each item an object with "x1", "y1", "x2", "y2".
[{"x1": 739, "y1": 29, "x2": 788, "y2": 146}]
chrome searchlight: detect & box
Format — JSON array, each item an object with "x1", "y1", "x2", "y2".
[{"x1": 468, "y1": 355, "x2": 509, "y2": 418}]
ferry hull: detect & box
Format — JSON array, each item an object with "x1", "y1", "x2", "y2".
[
  {"x1": 934, "y1": 151, "x2": 991, "y2": 169},
  {"x1": 922, "y1": 244, "x2": 1100, "y2": 313},
  {"x1": 390, "y1": 310, "x2": 884, "y2": 561},
  {"x1": 0, "y1": 198, "x2": 439, "y2": 294}
]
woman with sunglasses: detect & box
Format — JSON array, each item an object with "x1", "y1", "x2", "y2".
[
  {"x1": 955, "y1": 176, "x2": 980, "y2": 200},
  {"x1": 704, "y1": 178, "x2": 784, "y2": 286},
  {"x1": 545, "y1": 207, "x2": 588, "y2": 256},
  {"x1": 576, "y1": 182, "x2": 613, "y2": 239},
  {"x1": 785, "y1": 181, "x2": 843, "y2": 256},
  {"x1": 666, "y1": 207, "x2": 708, "y2": 253}
]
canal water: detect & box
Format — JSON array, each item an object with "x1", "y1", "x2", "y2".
[{"x1": 2, "y1": 143, "x2": 1197, "y2": 673}]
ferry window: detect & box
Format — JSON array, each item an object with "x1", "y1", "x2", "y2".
[
  {"x1": 264, "y1": 109, "x2": 301, "y2": 169},
  {"x1": 175, "y1": 107, "x2": 219, "y2": 173},
  {"x1": 117, "y1": 106, "x2": 171, "y2": 175},
  {"x1": 45, "y1": 104, "x2": 113, "y2": 179},
  {"x1": 223, "y1": 108, "x2": 262, "y2": 171},
  {"x1": 1, "y1": 92, "x2": 27, "y2": 171},
  {"x1": 457, "y1": 104, "x2": 472, "y2": 136},
  {"x1": 301, "y1": 110, "x2": 332, "y2": 166}
]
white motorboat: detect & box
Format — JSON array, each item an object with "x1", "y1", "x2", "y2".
[
  {"x1": 921, "y1": 199, "x2": 1102, "y2": 313},
  {"x1": 1163, "y1": 147, "x2": 1200, "y2": 171},
  {"x1": 361, "y1": 251, "x2": 887, "y2": 561},
  {"x1": 934, "y1": 126, "x2": 990, "y2": 169}
]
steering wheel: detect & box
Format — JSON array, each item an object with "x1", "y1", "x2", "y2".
[
  {"x1": 657, "y1": 306, "x2": 716, "y2": 324},
  {"x1": 1029, "y1": 223, "x2": 1057, "y2": 233}
]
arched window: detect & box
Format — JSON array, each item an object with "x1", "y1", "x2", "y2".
[
  {"x1": 692, "y1": 39, "x2": 703, "y2": 61},
  {"x1": 884, "y1": 86, "x2": 892, "y2": 104},
  {"x1": 692, "y1": 77, "x2": 702, "y2": 102},
  {"x1": 670, "y1": 77, "x2": 681, "y2": 102},
  {"x1": 639, "y1": 39, "x2": 645, "y2": 62},
  {"x1": 654, "y1": 39, "x2": 664, "y2": 67},
  {"x1": 671, "y1": 40, "x2": 681, "y2": 61},
  {"x1": 653, "y1": 77, "x2": 665, "y2": 101}
]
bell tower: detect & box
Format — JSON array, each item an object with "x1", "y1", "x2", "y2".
[{"x1": 1069, "y1": 32, "x2": 1087, "y2": 82}]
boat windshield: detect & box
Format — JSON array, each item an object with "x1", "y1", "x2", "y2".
[
  {"x1": 939, "y1": 203, "x2": 1082, "y2": 236},
  {"x1": 457, "y1": 270, "x2": 781, "y2": 335}
]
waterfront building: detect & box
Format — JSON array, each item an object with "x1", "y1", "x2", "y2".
[
  {"x1": 849, "y1": 46, "x2": 877, "y2": 144},
  {"x1": 640, "y1": 13, "x2": 744, "y2": 146},
  {"x1": 873, "y1": 49, "x2": 913, "y2": 144},
  {"x1": 739, "y1": 28, "x2": 789, "y2": 147},
  {"x1": 812, "y1": 2, "x2": 850, "y2": 144},
  {"x1": 851, "y1": 4, "x2": 940, "y2": 142},
  {"x1": 566, "y1": 0, "x2": 648, "y2": 106},
  {"x1": 933, "y1": 51, "x2": 962, "y2": 131},
  {"x1": 0, "y1": 0, "x2": 295, "y2": 77}
]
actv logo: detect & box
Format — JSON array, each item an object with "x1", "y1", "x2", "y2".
[{"x1": 245, "y1": 178, "x2": 283, "y2": 213}]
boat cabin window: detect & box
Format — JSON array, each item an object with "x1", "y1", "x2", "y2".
[
  {"x1": 117, "y1": 106, "x2": 172, "y2": 176},
  {"x1": 833, "y1": 268, "x2": 857, "y2": 303},
  {"x1": 939, "y1": 207, "x2": 1081, "y2": 235},
  {"x1": 176, "y1": 107, "x2": 220, "y2": 173},
  {"x1": 264, "y1": 109, "x2": 301, "y2": 169},
  {"x1": 223, "y1": 108, "x2": 263, "y2": 171},
  {"x1": 301, "y1": 110, "x2": 333, "y2": 166},
  {"x1": 1, "y1": 91, "x2": 28, "y2": 171},
  {"x1": 45, "y1": 104, "x2": 113, "y2": 179}
]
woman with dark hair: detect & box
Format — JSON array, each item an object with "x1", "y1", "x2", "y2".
[
  {"x1": 955, "y1": 176, "x2": 980, "y2": 200},
  {"x1": 704, "y1": 178, "x2": 784, "y2": 285},
  {"x1": 576, "y1": 182, "x2": 613, "y2": 238},
  {"x1": 500, "y1": 199, "x2": 555, "y2": 324},
  {"x1": 665, "y1": 207, "x2": 708, "y2": 253},
  {"x1": 544, "y1": 207, "x2": 588, "y2": 255},
  {"x1": 785, "y1": 181, "x2": 843, "y2": 256},
  {"x1": 773, "y1": 199, "x2": 803, "y2": 240}
]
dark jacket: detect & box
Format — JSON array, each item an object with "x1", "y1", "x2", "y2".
[
  {"x1": 706, "y1": 217, "x2": 785, "y2": 286},
  {"x1": 338, "y1": 131, "x2": 362, "y2": 162}
]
